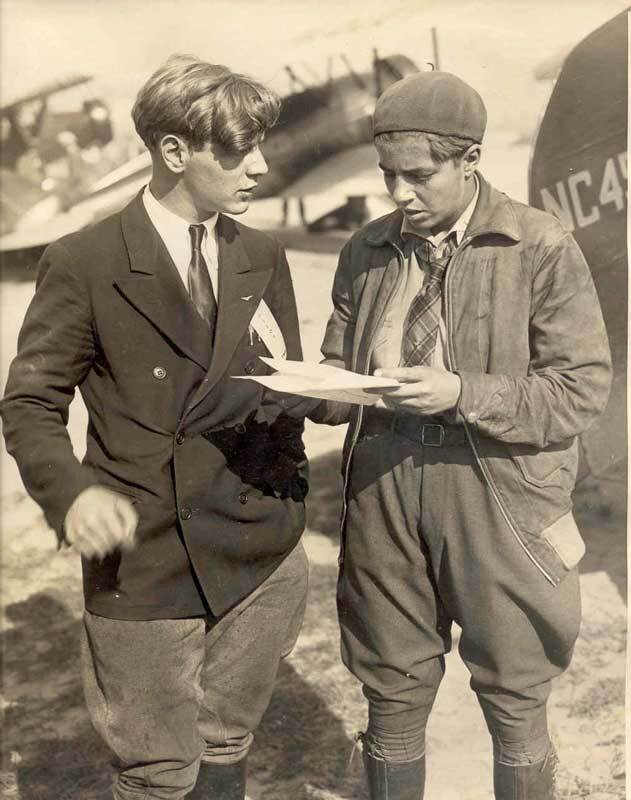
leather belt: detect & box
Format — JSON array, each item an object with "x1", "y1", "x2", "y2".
[{"x1": 359, "y1": 410, "x2": 468, "y2": 447}]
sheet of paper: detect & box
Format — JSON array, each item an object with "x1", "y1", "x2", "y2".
[{"x1": 233, "y1": 358, "x2": 400, "y2": 406}]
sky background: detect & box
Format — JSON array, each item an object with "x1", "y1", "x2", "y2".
[{"x1": 2, "y1": 0, "x2": 629, "y2": 142}]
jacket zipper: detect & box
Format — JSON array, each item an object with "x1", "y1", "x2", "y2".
[
  {"x1": 444, "y1": 239, "x2": 556, "y2": 586},
  {"x1": 338, "y1": 243, "x2": 407, "y2": 565}
]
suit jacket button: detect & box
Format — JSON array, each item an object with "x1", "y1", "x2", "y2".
[
  {"x1": 244, "y1": 361, "x2": 256, "y2": 375},
  {"x1": 176, "y1": 432, "x2": 185, "y2": 445},
  {"x1": 234, "y1": 423, "x2": 246, "y2": 434},
  {"x1": 238, "y1": 492, "x2": 248, "y2": 505},
  {"x1": 153, "y1": 366, "x2": 167, "y2": 380},
  {"x1": 180, "y1": 507, "x2": 192, "y2": 520}
]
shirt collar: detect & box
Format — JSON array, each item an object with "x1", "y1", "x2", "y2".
[
  {"x1": 143, "y1": 184, "x2": 218, "y2": 246},
  {"x1": 401, "y1": 173, "x2": 480, "y2": 248}
]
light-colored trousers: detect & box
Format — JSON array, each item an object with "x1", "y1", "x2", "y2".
[{"x1": 81, "y1": 543, "x2": 308, "y2": 799}]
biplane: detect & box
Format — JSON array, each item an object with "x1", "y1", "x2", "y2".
[{"x1": 0, "y1": 53, "x2": 417, "y2": 257}]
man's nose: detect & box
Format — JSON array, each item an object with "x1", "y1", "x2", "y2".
[
  {"x1": 247, "y1": 146, "x2": 268, "y2": 177},
  {"x1": 390, "y1": 176, "x2": 415, "y2": 205}
]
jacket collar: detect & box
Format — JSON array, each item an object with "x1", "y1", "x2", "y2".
[
  {"x1": 119, "y1": 191, "x2": 256, "y2": 277},
  {"x1": 364, "y1": 172, "x2": 522, "y2": 248},
  {"x1": 116, "y1": 194, "x2": 273, "y2": 403},
  {"x1": 117, "y1": 193, "x2": 213, "y2": 371}
]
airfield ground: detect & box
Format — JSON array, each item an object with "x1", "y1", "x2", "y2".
[{"x1": 0, "y1": 239, "x2": 626, "y2": 799}]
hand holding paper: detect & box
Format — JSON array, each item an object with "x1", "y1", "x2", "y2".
[
  {"x1": 372, "y1": 366, "x2": 462, "y2": 415},
  {"x1": 234, "y1": 357, "x2": 400, "y2": 406}
]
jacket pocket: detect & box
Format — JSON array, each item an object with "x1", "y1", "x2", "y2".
[{"x1": 510, "y1": 441, "x2": 577, "y2": 488}]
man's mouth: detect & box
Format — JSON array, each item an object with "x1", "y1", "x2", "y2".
[{"x1": 402, "y1": 207, "x2": 425, "y2": 216}]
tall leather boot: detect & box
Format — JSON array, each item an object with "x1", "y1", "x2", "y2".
[
  {"x1": 363, "y1": 750, "x2": 425, "y2": 800},
  {"x1": 493, "y1": 749, "x2": 558, "y2": 800},
  {"x1": 187, "y1": 758, "x2": 247, "y2": 799}
]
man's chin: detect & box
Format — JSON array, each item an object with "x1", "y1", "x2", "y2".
[
  {"x1": 403, "y1": 211, "x2": 433, "y2": 234},
  {"x1": 225, "y1": 199, "x2": 251, "y2": 215}
]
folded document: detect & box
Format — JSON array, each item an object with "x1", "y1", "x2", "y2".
[{"x1": 234, "y1": 357, "x2": 400, "y2": 405}]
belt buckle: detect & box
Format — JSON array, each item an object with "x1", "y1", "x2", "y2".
[{"x1": 421, "y1": 423, "x2": 444, "y2": 447}]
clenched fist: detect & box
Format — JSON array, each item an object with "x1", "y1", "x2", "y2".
[{"x1": 64, "y1": 486, "x2": 139, "y2": 559}]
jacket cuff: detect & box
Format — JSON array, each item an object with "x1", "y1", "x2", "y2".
[
  {"x1": 305, "y1": 358, "x2": 353, "y2": 425},
  {"x1": 454, "y1": 370, "x2": 508, "y2": 429}
]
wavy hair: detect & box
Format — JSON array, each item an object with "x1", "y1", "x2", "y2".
[{"x1": 132, "y1": 54, "x2": 280, "y2": 154}]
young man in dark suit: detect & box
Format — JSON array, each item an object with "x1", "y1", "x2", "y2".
[{"x1": 2, "y1": 55, "x2": 309, "y2": 800}]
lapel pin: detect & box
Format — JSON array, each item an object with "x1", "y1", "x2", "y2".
[{"x1": 241, "y1": 295, "x2": 253, "y2": 301}]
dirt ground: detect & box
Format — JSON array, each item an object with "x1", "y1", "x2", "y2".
[{"x1": 0, "y1": 247, "x2": 627, "y2": 800}]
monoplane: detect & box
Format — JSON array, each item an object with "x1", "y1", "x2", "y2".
[{"x1": 529, "y1": 9, "x2": 627, "y2": 482}]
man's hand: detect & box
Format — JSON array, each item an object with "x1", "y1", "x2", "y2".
[
  {"x1": 265, "y1": 390, "x2": 322, "y2": 419},
  {"x1": 64, "y1": 486, "x2": 139, "y2": 559},
  {"x1": 371, "y1": 367, "x2": 462, "y2": 415}
]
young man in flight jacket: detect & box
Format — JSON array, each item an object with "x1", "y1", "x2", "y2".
[{"x1": 284, "y1": 71, "x2": 611, "y2": 799}]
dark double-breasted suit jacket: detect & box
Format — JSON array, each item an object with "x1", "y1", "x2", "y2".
[{"x1": 2, "y1": 194, "x2": 308, "y2": 620}]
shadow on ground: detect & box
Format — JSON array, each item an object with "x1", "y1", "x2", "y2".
[
  {"x1": 1, "y1": 593, "x2": 112, "y2": 800},
  {"x1": 1, "y1": 446, "x2": 625, "y2": 799},
  {"x1": 250, "y1": 562, "x2": 366, "y2": 800},
  {"x1": 1, "y1": 579, "x2": 365, "y2": 800}
]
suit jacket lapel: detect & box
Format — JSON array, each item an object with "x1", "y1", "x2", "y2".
[
  {"x1": 185, "y1": 215, "x2": 273, "y2": 415},
  {"x1": 115, "y1": 195, "x2": 212, "y2": 371}
]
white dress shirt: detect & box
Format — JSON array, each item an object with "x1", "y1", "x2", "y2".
[
  {"x1": 372, "y1": 175, "x2": 480, "y2": 371},
  {"x1": 142, "y1": 185, "x2": 219, "y2": 299}
]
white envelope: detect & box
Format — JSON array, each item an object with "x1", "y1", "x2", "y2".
[{"x1": 249, "y1": 300, "x2": 287, "y2": 359}]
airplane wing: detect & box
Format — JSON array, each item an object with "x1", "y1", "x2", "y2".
[
  {"x1": 0, "y1": 152, "x2": 151, "y2": 253},
  {"x1": 0, "y1": 211, "x2": 86, "y2": 252},
  {"x1": 280, "y1": 143, "x2": 385, "y2": 198},
  {"x1": 1, "y1": 75, "x2": 93, "y2": 113}
]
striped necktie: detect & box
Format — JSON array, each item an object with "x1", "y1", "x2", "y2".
[
  {"x1": 401, "y1": 232, "x2": 458, "y2": 367},
  {"x1": 188, "y1": 224, "x2": 217, "y2": 342}
]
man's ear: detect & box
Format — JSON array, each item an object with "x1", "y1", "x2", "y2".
[
  {"x1": 462, "y1": 144, "x2": 481, "y2": 177},
  {"x1": 158, "y1": 134, "x2": 190, "y2": 174}
]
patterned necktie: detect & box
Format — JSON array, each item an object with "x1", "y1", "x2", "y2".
[
  {"x1": 401, "y1": 232, "x2": 458, "y2": 367},
  {"x1": 188, "y1": 224, "x2": 217, "y2": 340}
]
